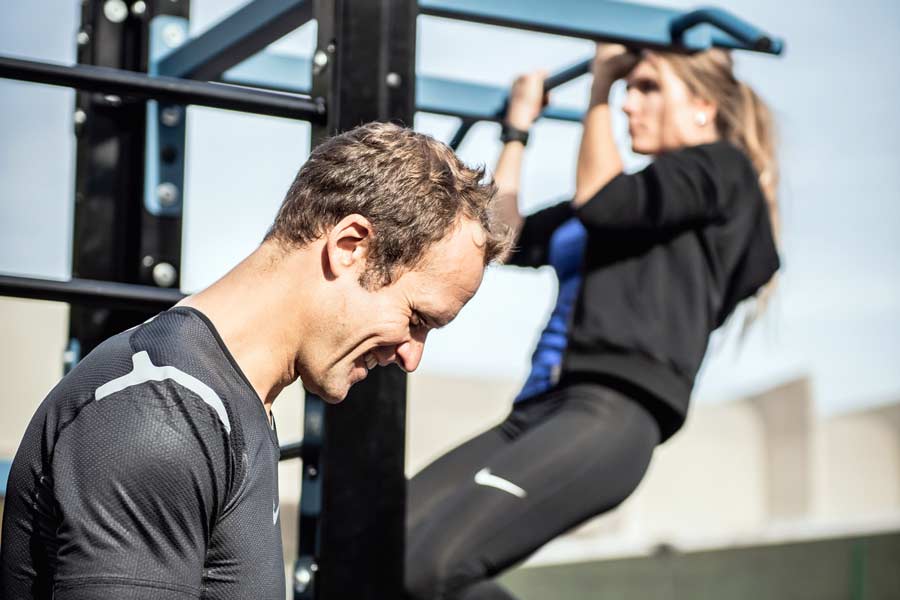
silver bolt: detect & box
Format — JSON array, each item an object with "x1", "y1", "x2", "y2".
[
  {"x1": 312, "y1": 49, "x2": 329, "y2": 75},
  {"x1": 76, "y1": 31, "x2": 90, "y2": 46},
  {"x1": 294, "y1": 567, "x2": 312, "y2": 592},
  {"x1": 131, "y1": 1, "x2": 147, "y2": 16},
  {"x1": 103, "y1": 94, "x2": 122, "y2": 107},
  {"x1": 142, "y1": 255, "x2": 155, "y2": 268},
  {"x1": 162, "y1": 23, "x2": 186, "y2": 48},
  {"x1": 103, "y1": 0, "x2": 129, "y2": 23},
  {"x1": 306, "y1": 465, "x2": 318, "y2": 478},
  {"x1": 157, "y1": 182, "x2": 180, "y2": 207},
  {"x1": 385, "y1": 72, "x2": 402, "y2": 88},
  {"x1": 160, "y1": 105, "x2": 182, "y2": 127},
  {"x1": 74, "y1": 109, "x2": 87, "y2": 126},
  {"x1": 152, "y1": 262, "x2": 178, "y2": 288}
]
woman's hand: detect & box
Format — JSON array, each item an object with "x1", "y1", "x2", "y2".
[
  {"x1": 591, "y1": 43, "x2": 640, "y2": 103},
  {"x1": 505, "y1": 70, "x2": 548, "y2": 130}
]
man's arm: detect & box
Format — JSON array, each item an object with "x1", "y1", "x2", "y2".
[{"x1": 49, "y1": 387, "x2": 227, "y2": 599}]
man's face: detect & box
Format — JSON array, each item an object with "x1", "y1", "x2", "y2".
[{"x1": 299, "y1": 217, "x2": 487, "y2": 403}]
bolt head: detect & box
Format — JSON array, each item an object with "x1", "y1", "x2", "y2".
[
  {"x1": 73, "y1": 109, "x2": 87, "y2": 125},
  {"x1": 152, "y1": 262, "x2": 178, "y2": 288},
  {"x1": 162, "y1": 23, "x2": 186, "y2": 48},
  {"x1": 77, "y1": 31, "x2": 90, "y2": 46},
  {"x1": 131, "y1": 1, "x2": 147, "y2": 16},
  {"x1": 386, "y1": 72, "x2": 402, "y2": 88},
  {"x1": 103, "y1": 0, "x2": 129, "y2": 23},
  {"x1": 160, "y1": 105, "x2": 182, "y2": 127},
  {"x1": 157, "y1": 182, "x2": 180, "y2": 207}
]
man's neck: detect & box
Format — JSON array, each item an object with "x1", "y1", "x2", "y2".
[{"x1": 177, "y1": 242, "x2": 313, "y2": 415}]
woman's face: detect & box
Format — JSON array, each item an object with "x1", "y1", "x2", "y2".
[{"x1": 622, "y1": 54, "x2": 718, "y2": 155}]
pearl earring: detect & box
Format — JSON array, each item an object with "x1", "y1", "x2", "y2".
[{"x1": 695, "y1": 112, "x2": 709, "y2": 126}]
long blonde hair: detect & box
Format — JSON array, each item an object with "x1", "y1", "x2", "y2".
[{"x1": 661, "y1": 49, "x2": 780, "y2": 324}]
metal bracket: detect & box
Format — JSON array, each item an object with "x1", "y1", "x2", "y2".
[{"x1": 145, "y1": 16, "x2": 189, "y2": 217}]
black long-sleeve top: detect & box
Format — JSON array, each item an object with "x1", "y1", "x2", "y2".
[{"x1": 511, "y1": 141, "x2": 780, "y2": 440}]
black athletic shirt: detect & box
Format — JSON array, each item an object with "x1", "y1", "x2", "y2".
[
  {"x1": 512, "y1": 141, "x2": 779, "y2": 441},
  {"x1": 1, "y1": 307, "x2": 285, "y2": 599}
]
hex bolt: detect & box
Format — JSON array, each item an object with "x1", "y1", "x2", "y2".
[
  {"x1": 73, "y1": 109, "x2": 87, "y2": 137},
  {"x1": 76, "y1": 31, "x2": 90, "y2": 46},
  {"x1": 306, "y1": 465, "x2": 318, "y2": 479},
  {"x1": 294, "y1": 567, "x2": 312, "y2": 593},
  {"x1": 103, "y1": 0, "x2": 129, "y2": 23},
  {"x1": 162, "y1": 23, "x2": 186, "y2": 48},
  {"x1": 131, "y1": 1, "x2": 147, "y2": 16},
  {"x1": 386, "y1": 72, "x2": 402, "y2": 88},
  {"x1": 141, "y1": 255, "x2": 155, "y2": 268},
  {"x1": 312, "y1": 49, "x2": 329, "y2": 75},
  {"x1": 160, "y1": 105, "x2": 183, "y2": 127},
  {"x1": 157, "y1": 182, "x2": 180, "y2": 207},
  {"x1": 152, "y1": 262, "x2": 178, "y2": 288}
]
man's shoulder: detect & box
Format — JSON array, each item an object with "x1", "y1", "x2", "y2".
[{"x1": 44, "y1": 308, "x2": 234, "y2": 441}]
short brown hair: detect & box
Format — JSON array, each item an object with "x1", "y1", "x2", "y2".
[{"x1": 265, "y1": 122, "x2": 510, "y2": 288}]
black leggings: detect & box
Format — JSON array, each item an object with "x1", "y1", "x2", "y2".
[{"x1": 405, "y1": 383, "x2": 661, "y2": 600}]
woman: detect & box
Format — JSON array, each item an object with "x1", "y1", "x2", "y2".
[{"x1": 406, "y1": 44, "x2": 780, "y2": 600}]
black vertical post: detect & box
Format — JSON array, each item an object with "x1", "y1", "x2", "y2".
[
  {"x1": 298, "y1": 0, "x2": 416, "y2": 598},
  {"x1": 71, "y1": 0, "x2": 188, "y2": 355}
]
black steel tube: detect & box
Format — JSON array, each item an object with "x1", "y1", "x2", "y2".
[
  {"x1": 0, "y1": 274, "x2": 185, "y2": 312},
  {"x1": 543, "y1": 58, "x2": 592, "y2": 91},
  {"x1": 279, "y1": 441, "x2": 305, "y2": 461},
  {"x1": 448, "y1": 119, "x2": 475, "y2": 150},
  {"x1": 0, "y1": 55, "x2": 327, "y2": 123}
]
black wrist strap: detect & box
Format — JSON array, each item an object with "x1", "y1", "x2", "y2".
[{"x1": 500, "y1": 123, "x2": 530, "y2": 146}]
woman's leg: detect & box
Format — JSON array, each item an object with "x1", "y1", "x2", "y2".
[{"x1": 405, "y1": 385, "x2": 660, "y2": 600}]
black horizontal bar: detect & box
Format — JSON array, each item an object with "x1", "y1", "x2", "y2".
[
  {"x1": 0, "y1": 55, "x2": 326, "y2": 123},
  {"x1": 0, "y1": 274, "x2": 185, "y2": 312},
  {"x1": 279, "y1": 440, "x2": 304, "y2": 461},
  {"x1": 544, "y1": 58, "x2": 592, "y2": 91},
  {"x1": 159, "y1": 0, "x2": 313, "y2": 80}
]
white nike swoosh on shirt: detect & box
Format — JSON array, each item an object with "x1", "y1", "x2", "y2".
[
  {"x1": 474, "y1": 468, "x2": 527, "y2": 498},
  {"x1": 273, "y1": 502, "x2": 280, "y2": 524}
]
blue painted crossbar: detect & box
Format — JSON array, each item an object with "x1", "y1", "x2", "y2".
[
  {"x1": 221, "y1": 53, "x2": 585, "y2": 123},
  {"x1": 419, "y1": 0, "x2": 783, "y2": 55}
]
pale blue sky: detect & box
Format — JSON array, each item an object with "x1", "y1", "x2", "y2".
[{"x1": 1, "y1": 1, "x2": 898, "y2": 415}]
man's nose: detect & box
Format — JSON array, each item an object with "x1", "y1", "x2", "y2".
[{"x1": 395, "y1": 335, "x2": 426, "y2": 373}]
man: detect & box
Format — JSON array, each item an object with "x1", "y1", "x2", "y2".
[{"x1": 1, "y1": 122, "x2": 509, "y2": 599}]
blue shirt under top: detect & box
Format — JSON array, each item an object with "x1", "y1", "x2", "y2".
[{"x1": 515, "y1": 215, "x2": 587, "y2": 402}]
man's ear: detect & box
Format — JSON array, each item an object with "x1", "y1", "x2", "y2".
[{"x1": 324, "y1": 214, "x2": 373, "y2": 279}]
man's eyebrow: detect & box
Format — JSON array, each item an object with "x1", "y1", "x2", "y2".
[{"x1": 419, "y1": 310, "x2": 450, "y2": 330}]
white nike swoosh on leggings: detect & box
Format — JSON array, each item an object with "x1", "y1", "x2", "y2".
[
  {"x1": 474, "y1": 468, "x2": 527, "y2": 498},
  {"x1": 273, "y1": 501, "x2": 280, "y2": 525}
]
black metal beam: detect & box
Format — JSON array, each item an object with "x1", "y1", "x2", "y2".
[
  {"x1": 0, "y1": 56, "x2": 326, "y2": 123},
  {"x1": 0, "y1": 274, "x2": 184, "y2": 312},
  {"x1": 295, "y1": 1, "x2": 416, "y2": 598},
  {"x1": 158, "y1": 0, "x2": 313, "y2": 80},
  {"x1": 69, "y1": 0, "x2": 186, "y2": 356}
]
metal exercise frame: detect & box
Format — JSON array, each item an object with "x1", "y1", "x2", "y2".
[{"x1": 0, "y1": 1, "x2": 783, "y2": 598}]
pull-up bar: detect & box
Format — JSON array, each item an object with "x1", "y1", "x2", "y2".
[{"x1": 0, "y1": 56, "x2": 326, "y2": 123}]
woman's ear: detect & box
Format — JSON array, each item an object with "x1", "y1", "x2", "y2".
[{"x1": 323, "y1": 214, "x2": 373, "y2": 280}]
